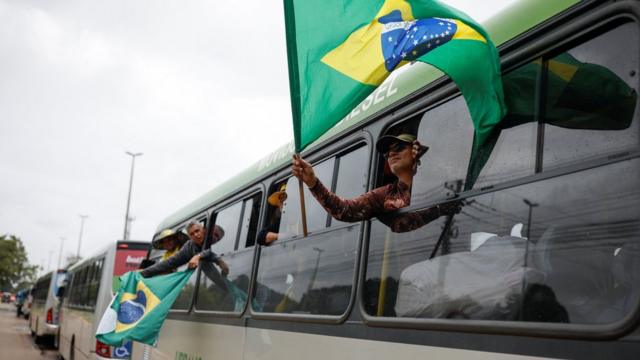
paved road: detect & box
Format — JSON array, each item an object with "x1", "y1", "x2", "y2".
[{"x1": 0, "y1": 303, "x2": 58, "y2": 359}]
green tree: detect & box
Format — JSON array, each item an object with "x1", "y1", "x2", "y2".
[{"x1": 0, "y1": 234, "x2": 39, "y2": 291}]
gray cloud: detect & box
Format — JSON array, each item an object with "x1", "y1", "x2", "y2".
[{"x1": 0, "y1": 0, "x2": 515, "y2": 275}]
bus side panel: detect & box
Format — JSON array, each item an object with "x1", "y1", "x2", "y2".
[
  {"x1": 242, "y1": 327, "x2": 557, "y2": 360},
  {"x1": 30, "y1": 301, "x2": 44, "y2": 335},
  {"x1": 62, "y1": 308, "x2": 94, "y2": 360},
  {"x1": 131, "y1": 319, "x2": 245, "y2": 360}
]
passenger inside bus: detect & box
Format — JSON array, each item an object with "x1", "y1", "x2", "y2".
[
  {"x1": 292, "y1": 132, "x2": 462, "y2": 232},
  {"x1": 257, "y1": 183, "x2": 287, "y2": 246},
  {"x1": 141, "y1": 221, "x2": 229, "y2": 282},
  {"x1": 153, "y1": 229, "x2": 189, "y2": 261}
]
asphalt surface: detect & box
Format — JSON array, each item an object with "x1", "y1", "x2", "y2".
[{"x1": 0, "y1": 303, "x2": 58, "y2": 360}]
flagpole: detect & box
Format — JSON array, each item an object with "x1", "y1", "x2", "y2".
[{"x1": 294, "y1": 154, "x2": 309, "y2": 237}]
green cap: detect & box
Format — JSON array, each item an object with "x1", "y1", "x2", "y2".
[{"x1": 375, "y1": 133, "x2": 417, "y2": 154}]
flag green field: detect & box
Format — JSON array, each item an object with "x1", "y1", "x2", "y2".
[
  {"x1": 284, "y1": 0, "x2": 506, "y2": 151},
  {"x1": 96, "y1": 270, "x2": 194, "y2": 346}
]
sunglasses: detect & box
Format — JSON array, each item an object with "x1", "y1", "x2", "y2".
[{"x1": 383, "y1": 142, "x2": 411, "y2": 158}]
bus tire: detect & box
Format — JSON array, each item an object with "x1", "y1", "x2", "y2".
[
  {"x1": 69, "y1": 337, "x2": 75, "y2": 360},
  {"x1": 53, "y1": 329, "x2": 60, "y2": 349}
]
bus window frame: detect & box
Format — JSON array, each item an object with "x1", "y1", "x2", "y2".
[
  {"x1": 249, "y1": 132, "x2": 373, "y2": 324},
  {"x1": 358, "y1": 3, "x2": 640, "y2": 340},
  {"x1": 167, "y1": 212, "x2": 209, "y2": 314},
  {"x1": 67, "y1": 255, "x2": 106, "y2": 311},
  {"x1": 191, "y1": 186, "x2": 264, "y2": 317}
]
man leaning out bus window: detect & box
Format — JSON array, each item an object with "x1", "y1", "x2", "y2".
[
  {"x1": 292, "y1": 133, "x2": 462, "y2": 232},
  {"x1": 141, "y1": 221, "x2": 229, "y2": 278}
]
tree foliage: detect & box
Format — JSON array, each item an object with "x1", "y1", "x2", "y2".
[{"x1": 0, "y1": 234, "x2": 39, "y2": 291}]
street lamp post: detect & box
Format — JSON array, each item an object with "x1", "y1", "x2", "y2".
[
  {"x1": 77, "y1": 214, "x2": 89, "y2": 257},
  {"x1": 46, "y1": 251, "x2": 53, "y2": 273},
  {"x1": 57, "y1": 237, "x2": 66, "y2": 270},
  {"x1": 123, "y1": 151, "x2": 143, "y2": 240}
]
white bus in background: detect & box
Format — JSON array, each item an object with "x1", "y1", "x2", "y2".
[
  {"x1": 30, "y1": 269, "x2": 67, "y2": 345},
  {"x1": 58, "y1": 240, "x2": 148, "y2": 360}
]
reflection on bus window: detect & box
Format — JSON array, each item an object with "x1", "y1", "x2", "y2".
[
  {"x1": 254, "y1": 146, "x2": 369, "y2": 316},
  {"x1": 281, "y1": 158, "x2": 335, "y2": 237},
  {"x1": 471, "y1": 63, "x2": 539, "y2": 188},
  {"x1": 366, "y1": 159, "x2": 640, "y2": 324},
  {"x1": 196, "y1": 194, "x2": 261, "y2": 313},
  {"x1": 255, "y1": 225, "x2": 358, "y2": 315},
  {"x1": 543, "y1": 23, "x2": 638, "y2": 169},
  {"x1": 412, "y1": 97, "x2": 474, "y2": 203}
]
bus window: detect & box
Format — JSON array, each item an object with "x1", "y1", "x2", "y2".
[
  {"x1": 254, "y1": 145, "x2": 367, "y2": 316},
  {"x1": 331, "y1": 146, "x2": 369, "y2": 227},
  {"x1": 196, "y1": 195, "x2": 261, "y2": 313},
  {"x1": 280, "y1": 158, "x2": 335, "y2": 237},
  {"x1": 210, "y1": 202, "x2": 243, "y2": 255},
  {"x1": 87, "y1": 259, "x2": 103, "y2": 308},
  {"x1": 542, "y1": 23, "x2": 639, "y2": 170},
  {"x1": 238, "y1": 194, "x2": 262, "y2": 248},
  {"x1": 366, "y1": 158, "x2": 640, "y2": 325},
  {"x1": 471, "y1": 63, "x2": 539, "y2": 189},
  {"x1": 172, "y1": 219, "x2": 205, "y2": 311},
  {"x1": 411, "y1": 97, "x2": 474, "y2": 204}
]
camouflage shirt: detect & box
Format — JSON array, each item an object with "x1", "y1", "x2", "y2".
[{"x1": 308, "y1": 179, "x2": 440, "y2": 233}]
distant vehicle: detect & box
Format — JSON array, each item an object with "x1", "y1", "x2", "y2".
[
  {"x1": 15, "y1": 288, "x2": 29, "y2": 317},
  {"x1": 58, "y1": 240, "x2": 148, "y2": 360},
  {"x1": 29, "y1": 269, "x2": 67, "y2": 345},
  {"x1": 1, "y1": 292, "x2": 12, "y2": 303}
]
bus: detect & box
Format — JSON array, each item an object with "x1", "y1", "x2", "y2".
[
  {"x1": 58, "y1": 241, "x2": 148, "y2": 360},
  {"x1": 30, "y1": 269, "x2": 67, "y2": 345},
  {"x1": 131, "y1": 0, "x2": 640, "y2": 359}
]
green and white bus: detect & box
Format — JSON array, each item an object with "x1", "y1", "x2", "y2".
[
  {"x1": 132, "y1": 0, "x2": 640, "y2": 359},
  {"x1": 59, "y1": 241, "x2": 148, "y2": 360}
]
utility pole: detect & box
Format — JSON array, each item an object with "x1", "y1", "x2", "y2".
[
  {"x1": 56, "y1": 237, "x2": 65, "y2": 270},
  {"x1": 123, "y1": 151, "x2": 143, "y2": 240},
  {"x1": 77, "y1": 214, "x2": 89, "y2": 257},
  {"x1": 47, "y1": 250, "x2": 54, "y2": 273}
]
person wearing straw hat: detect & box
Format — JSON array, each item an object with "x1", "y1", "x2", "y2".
[
  {"x1": 292, "y1": 133, "x2": 461, "y2": 232},
  {"x1": 152, "y1": 229, "x2": 189, "y2": 261},
  {"x1": 257, "y1": 183, "x2": 287, "y2": 246}
]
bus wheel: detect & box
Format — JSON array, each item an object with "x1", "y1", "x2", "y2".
[
  {"x1": 53, "y1": 329, "x2": 60, "y2": 349},
  {"x1": 69, "y1": 337, "x2": 75, "y2": 360}
]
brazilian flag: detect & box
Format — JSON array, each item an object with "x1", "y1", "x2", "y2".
[
  {"x1": 96, "y1": 270, "x2": 194, "y2": 346},
  {"x1": 465, "y1": 52, "x2": 638, "y2": 187},
  {"x1": 285, "y1": 0, "x2": 506, "y2": 151}
]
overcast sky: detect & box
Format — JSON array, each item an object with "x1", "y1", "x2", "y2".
[{"x1": 0, "y1": 0, "x2": 516, "y2": 276}]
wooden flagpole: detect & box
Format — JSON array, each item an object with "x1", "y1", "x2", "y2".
[{"x1": 294, "y1": 154, "x2": 309, "y2": 237}]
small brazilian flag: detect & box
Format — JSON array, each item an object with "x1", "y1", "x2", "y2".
[
  {"x1": 285, "y1": 0, "x2": 506, "y2": 151},
  {"x1": 96, "y1": 270, "x2": 194, "y2": 346}
]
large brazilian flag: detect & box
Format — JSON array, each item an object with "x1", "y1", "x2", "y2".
[
  {"x1": 285, "y1": 0, "x2": 506, "y2": 151},
  {"x1": 96, "y1": 270, "x2": 194, "y2": 346}
]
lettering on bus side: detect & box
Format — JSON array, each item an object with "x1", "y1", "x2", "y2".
[
  {"x1": 175, "y1": 351, "x2": 202, "y2": 360},
  {"x1": 339, "y1": 71, "x2": 399, "y2": 125}
]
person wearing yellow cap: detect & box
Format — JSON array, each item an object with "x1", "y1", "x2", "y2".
[
  {"x1": 257, "y1": 183, "x2": 287, "y2": 245},
  {"x1": 292, "y1": 133, "x2": 461, "y2": 232},
  {"x1": 152, "y1": 229, "x2": 188, "y2": 261}
]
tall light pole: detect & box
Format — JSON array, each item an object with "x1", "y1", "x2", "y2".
[
  {"x1": 57, "y1": 237, "x2": 66, "y2": 270},
  {"x1": 77, "y1": 214, "x2": 89, "y2": 257},
  {"x1": 123, "y1": 151, "x2": 143, "y2": 240},
  {"x1": 47, "y1": 250, "x2": 54, "y2": 273}
]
